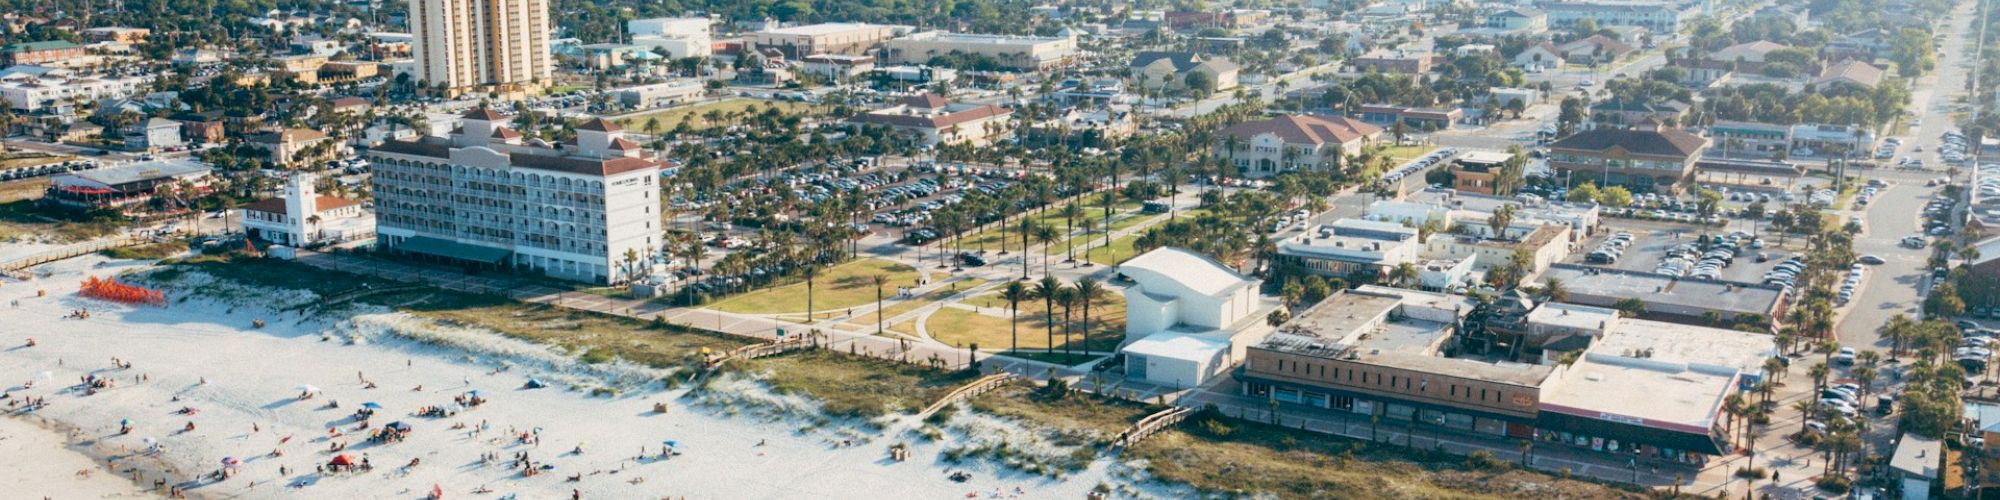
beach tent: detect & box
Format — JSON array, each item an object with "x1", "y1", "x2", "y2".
[
  {"x1": 362, "y1": 402, "x2": 384, "y2": 409},
  {"x1": 329, "y1": 454, "x2": 356, "y2": 466},
  {"x1": 524, "y1": 379, "x2": 546, "y2": 389},
  {"x1": 385, "y1": 421, "x2": 412, "y2": 432}
]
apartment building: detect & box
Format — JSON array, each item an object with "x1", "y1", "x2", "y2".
[
  {"x1": 409, "y1": 0, "x2": 553, "y2": 94},
  {"x1": 0, "y1": 71, "x2": 153, "y2": 112},
  {"x1": 366, "y1": 109, "x2": 665, "y2": 284},
  {"x1": 882, "y1": 31, "x2": 1077, "y2": 71}
]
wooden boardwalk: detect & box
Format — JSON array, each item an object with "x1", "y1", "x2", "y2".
[
  {"x1": 914, "y1": 372, "x2": 1014, "y2": 420},
  {"x1": 1116, "y1": 406, "x2": 1192, "y2": 447},
  {"x1": 1, "y1": 236, "x2": 144, "y2": 278}
]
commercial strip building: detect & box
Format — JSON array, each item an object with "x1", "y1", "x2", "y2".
[
  {"x1": 748, "y1": 23, "x2": 910, "y2": 58},
  {"x1": 1447, "y1": 151, "x2": 1514, "y2": 195},
  {"x1": 1369, "y1": 188, "x2": 1602, "y2": 242},
  {"x1": 881, "y1": 31, "x2": 1076, "y2": 71},
  {"x1": 409, "y1": 0, "x2": 553, "y2": 94},
  {"x1": 1541, "y1": 1, "x2": 1692, "y2": 33},
  {"x1": 1240, "y1": 286, "x2": 1775, "y2": 466},
  {"x1": 365, "y1": 109, "x2": 665, "y2": 284},
  {"x1": 0, "y1": 70, "x2": 153, "y2": 112},
  {"x1": 1540, "y1": 264, "x2": 1787, "y2": 330}
]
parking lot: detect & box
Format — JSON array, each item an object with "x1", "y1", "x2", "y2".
[{"x1": 1568, "y1": 218, "x2": 1793, "y2": 286}]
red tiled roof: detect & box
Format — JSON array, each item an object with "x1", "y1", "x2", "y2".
[
  {"x1": 609, "y1": 137, "x2": 640, "y2": 150},
  {"x1": 242, "y1": 195, "x2": 360, "y2": 215},
  {"x1": 492, "y1": 127, "x2": 522, "y2": 139},
  {"x1": 575, "y1": 117, "x2": 622, "y2": 132},
  {"x1": 1219, "y1": 114, "x2": 1383, "y2": 146},
  {"x1": 462, "y1": 107, "x2": 507, "y2": 120},
  {"x1": 900, "y1": 94, "x2": 950, "y2": 109}
]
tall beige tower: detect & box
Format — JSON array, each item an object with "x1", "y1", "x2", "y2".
[{"x1": 410, "y1": 0, "x2": 552, "y2": 94}]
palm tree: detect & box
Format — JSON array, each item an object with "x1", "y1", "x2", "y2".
[
  {"x1": 1074, "y1": 278, "x2": 1105, "y2": 356},
  {"x1": 1060, "y1": 203, "x2": 1084, "y2": 263},
  {"x1": 1002, "y1": 281, "x2": 1028, "y2": 354},
  {"x1": 1033, "y1": 277, "x2": 1064, "y2": 357},
  {"x1": 871, "y1": 274, "x2": 889, "y2": 336},
  {"x1": 1389, "y1": 262, "x2": 1420, "y2": 288},
  {"x1": 1486, "y1": 204, "x2": 1517, "y2": 239},
  {"x1": 1033, "y1": 224, "x2": 1060, "y2": 276},
  {"x1": 1792, "y1": 399, "x2": 1820, "y2": 435},
  {"x1": 1056, "y1": 286, "x2": 1079, "y2": 362},
  {"x1": 803, "y1": 264, "x2": 818, "y2": 322},
  {"x1": 1534, "y1": 277, "x2": 1569, "y2": 302}
]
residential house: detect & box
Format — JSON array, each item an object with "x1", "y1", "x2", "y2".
[
  {"x1": 1513, "y1": 42, "x2": 1563, "y2": 70},
  {"x1": 122, "y1": 117, "x2": 183, "y2": 152},
  {"x1": 1816, "y1": 59, "x2": 1886, "y2": 89},
  {"x1": 242, "y1": 173, "x2": 373, "y2": 247},
  {"x1": 248, "y1": 128, "x2": 341, "y2": 168},
  {"x1": 1558, "y1": 35, "x2": 1636, "y2": 64}
]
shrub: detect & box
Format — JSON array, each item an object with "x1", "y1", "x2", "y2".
[
  {"x1": 1464, "y1": 450, "x2": 1507, "y2": 470},
  {"x1": 1816, "y1": 475, "x2": 1851, "y2": 493},
  {"x1": 1734, "y1": 466, "x2": 1768, "y2": 479},
  {"x1": 580, "y1": 347, "x2": 615, "y2": 364}
]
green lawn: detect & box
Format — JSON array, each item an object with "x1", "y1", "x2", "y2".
[
  {"x1": 1378, "y1": 145, "x2": 1438, "y2": 164},
  {"x1": 937, "y1": 291, "x2": 1126, "y2": 353},
  {"x1": 1079, "y1": 234, "x2": 1140, "y2": 266},
  {"x1": 742, "y1": 350, "x2": 979, "y2": 418},
  {"x1": 611, "y1": 99, "x2": 813, "y2": 132},
  {"x1": 708, "y1": 259, "x2": 921, "y2": 315},
  {"x1": 846, "y1": 278, "x2": 987, "y2": 325}
]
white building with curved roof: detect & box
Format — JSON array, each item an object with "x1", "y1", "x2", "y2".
[{"x1": 1121, "y1": 247, "x2": 1260, "y2": 338}]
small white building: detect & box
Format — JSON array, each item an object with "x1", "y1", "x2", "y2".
[
  {"x1": 629, "y1": 17, "x2": 713, "y2": 59},
  {"x1": 241, "y1": 173, "x2": 374, "y2": 247},
  {"x1": 1889, "y1": 433, "x2": 1940, "y2": 500}
]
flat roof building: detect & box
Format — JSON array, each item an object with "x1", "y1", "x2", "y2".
[
  {"x1": 1119, "y1": 246, "x2": 1264, "y2": 387},
  {"x1": 1540, "y1": 264, "x2": 1785, "y2": 329},
  {"x1": 882, "y1": 31, "x2": 1076, "y2": 71},
  {"x1": 47, "y1": 159, "x2": 213, "y2": 211},
  {"x1": 748, "y1": 23, "x2": 909, "y2": 58},
  {"x1": 1242, "y1": 286, "x2": 1775, "y2": 465}
]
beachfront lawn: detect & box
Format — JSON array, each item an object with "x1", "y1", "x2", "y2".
[
  {"x1": 742, "y1": 349, "x2": 979, "y2": 418},
  {"x1": 845, "y1": 277, "x2": 987, "y2": 326},
  {"x1": 1129, "y1": 409, "x2": 1663, "y2": 499},
  {"x1": 611, "y1": 99, "x2": 813, "y2": 132},
  {"x1": 969, "y1": 381, "x2": 1160, "y2": 439},
  {"x1": 707, "y1": 259, "x2": 921, "y2": 315},
  {"x1": 100, "y1": 241, "x2": 189, "y2": 260}
]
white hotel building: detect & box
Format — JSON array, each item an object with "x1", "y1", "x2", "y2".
[{"x1": 366, "y1": 108, "x2": 663, "y2": 284}]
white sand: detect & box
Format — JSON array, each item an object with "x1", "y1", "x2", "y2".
[
  {"x1": 0, "y1": 416, "x2": 150, "y2": 498},
  {"x1": 0, "y1": 255, "x2": 1166, "y2": 499}
]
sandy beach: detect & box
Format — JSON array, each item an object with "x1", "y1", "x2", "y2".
[{"x1": 0, "y1": 254, "x2": 1164, "y2": 499}]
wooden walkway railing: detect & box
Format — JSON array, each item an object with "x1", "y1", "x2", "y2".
[
  {"x1": 1, "y1": 236, "x2": 144, "y2": 277},
  {"x1": 1117, "y1": 406, "x2": 1193, "y2": 447},
  {"x1": 689, "y1": 336, "x2": 813, "y2": 387},
  {"x1": 914, "y1": 372, "x2": 1015, "y2": 420}
]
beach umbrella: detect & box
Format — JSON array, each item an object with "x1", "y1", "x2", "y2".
[
  {"x1": 329, "y1": 454, "x2": 354, "y2": 466},
  {"x1": 221, "y1": 457, "x2": 240, "y2": 467},
  {"x1": 662, "y1": 440, "x2": 679, "y2": 448},
  {"x1": 296, "y1": 384, "x2": 320, "y2": 393},
  {"x1": 467, "y1": 390, "x2": 481, "y2": 397},
  {"x1": 361, "y1": 402, "x2": 383, "y2": 409},
  {"x1": 385, "y1": 421, "x2": 412, "y2": 432},
  {"x1": 120, "y1": 419, "x2": 131, "y2": 427}
]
